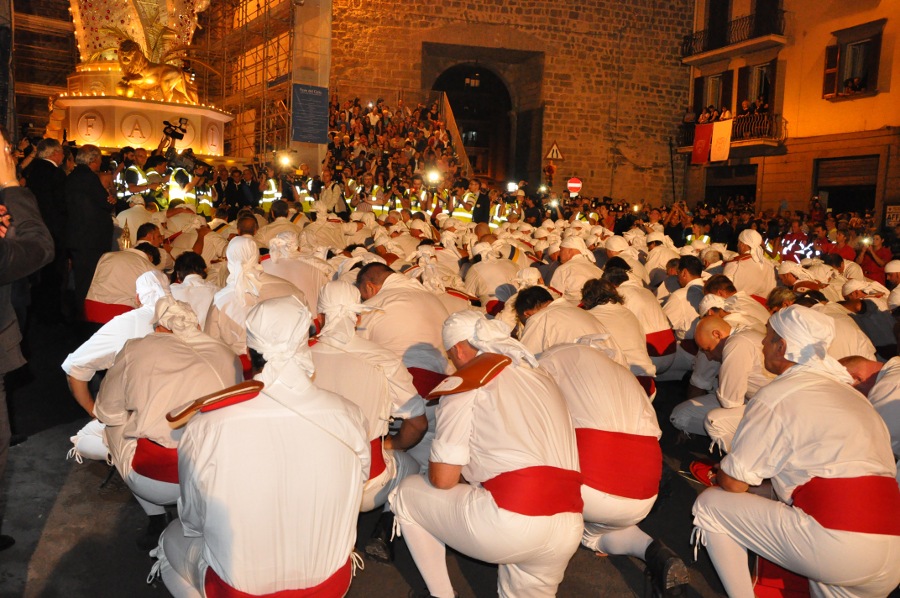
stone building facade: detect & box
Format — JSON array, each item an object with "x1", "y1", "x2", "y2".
[{"x1": 330, "y1": 0, "x2": 693, "y2": 203}]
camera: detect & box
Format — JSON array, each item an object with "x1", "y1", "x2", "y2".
[
  {"x1": 163, "y1": 118, "x2": 189, "y2": 141},
  {"x1": 166, "y1": 147, "x2": 211, "y2": 173}
]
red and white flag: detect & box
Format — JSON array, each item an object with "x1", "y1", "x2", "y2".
[{"x1": 691, "y1": 124, "x2": 713, "y2": 165}]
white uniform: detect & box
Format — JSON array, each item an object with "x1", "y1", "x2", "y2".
[
  {"x1": 464, "y1": 259, "x2": 519, "y2": 306},
  {"x1": 170, "y1": 274, "x2": 218, "y2": 330},
  {"x1": 662, "y1": 278, "x2": 705, "y2": 340},
  {"x1": 157, "y1": 368, "x2": 369, "y2": 598},
  {"x1": 116, "y1": 205, "x2": 152, "y2": 246},
  {"x1": 255, "y1": 217, "x2": 302, "y2": 246},
  {"x1": 94, "y1": 332, "x2": 241, "y2": 515},
  {"x1": 867, "y1": 356, "x2": 900, "y2": 456},
  {"x1": 261, "y1": 256, "x2": 331, "y2": 315},
  {"x1": 519, "y1": 297, "x2": 608, "y2": 355},
  {"x1": 645, "y1": 245, "x2": 680, "y2": 289},
  {"x1": 671, "y1": 328, "x2": 773, "y2": 451},
  {"x1": 311, "y1": 334, "x2": 425, "y2": 511},
  {"x1": 539, "y1": 344, "x2": 662, "y2": 558},
  {"x1": 390, "y1": 363, "x2": 583, "y2": 598},
  {"x1": 85, "y1": 249, "x2": 156, "y2": 308},
  {"x1": 723, "y1": 256, "x2": 776, "y2": 298},
  {"x1": 693, "y1": 368, "x2": 900, "y2": 598},
  {"x1": 814, "y1": 303, "x2": 877, "y2": 361},
  {"x1": 723, "y1": 291, "x2": 770, "y2": 331},
  {"x1": 586, "y1": 303, "x2": 656, "y2": 377},
  {"x1": 549, "y1": 254, "x2": 603, "y2": 302}
]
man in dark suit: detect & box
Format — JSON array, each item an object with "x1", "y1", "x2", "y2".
[
  {"x1": 24, "y1": 139, "x2": 68, "y2": 321},
  {"x1": 0, "y1": 138, "x2": 55, "y2": 549},
  {"x1": 65, "y1": 145, "x2": 114, "y2": 318}
]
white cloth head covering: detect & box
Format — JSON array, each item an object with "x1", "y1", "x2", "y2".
[
  {"x1": 317, "y1": 280, "x2": 376, "y2": 345},
  {"x1": 136, "y1": 270, "x2": 171, "y2": 308},
  {"x1": 225, "y1": 236, "x2": 264, "y2": 302},
  {"x1": 515, "y1": 267, "x2": 542, "y2": 289},
  {"x1": 606, "y1": 236, "x2": 630, "y2": 252},
  {"x1": 885, "y1": 260, "x2": 900, "y2": 274},
  {"x1": 268, "y1": 231, "x2": 301, "y2": 263},
  {"x1": 153, "y1": 296, "x2": 200, "y2": 339},
  {"x1": 646, "y1": 231, "x2": 665, "y2": 245},
  {"x1": 442, "y1": 217, "x2": 462, "y2": 231},
  {"x1": 768, "y1": 304, "x2": 852, "y2": 382},
  {"x1": 245, "y1": 295, "x2": 315, "y2": 385},
  {"x1": 575, "y1": 333, "x2": 627, "y2": 368},
  {"x1": 471, "y1": 241, "x2": 497, "y2": 261},
  {"x1": 560, "y1": 236, "x2": 595, "y2": 262},
  {"x1": 778, "y1": 260, "x2": 815, "y2": 281},
  {"x1": 409, "y1": 219, "x2": 430, "y2": 235},
  {"x1": 698, "y1": 293, "x2": 727, "y2": 315},
  {"x1": 127, "y1": 195, "x2": 145, "y2": 206},
  {"x1": 738, "y1": 229, "x2": 765, "y2": 263},
  {"x1": 841, "y1": 279, "x2": 888, "y2": 298},
  {"x1": 442, "y1": 311, "x2": 537, "y2": 366}
]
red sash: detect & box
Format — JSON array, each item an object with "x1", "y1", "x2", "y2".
[
  {"x1": 369, "y1": 438, "x2": 386, "y2": 481},
  {"x1": 205, "y1": 558, "x2": 351, "y2": 598},
  {"x1": 635, "y1": 376, "x2": 656, "y2": 399},
  {"x1": 750, "y1": 295, "x2": 768, "y2": 308},
  {"x1": 791, "y1": 476, "x2": 900, "y2": 536},
  {"x1": 484, "y1": 299, "x2": 505, "y2": 316},
  {"x1": 131, "y1": 438, "x2": 179, "y2": 484},
  {"x1": 645, "y1": 329, "x2": 676, "y2": 357},
  {"x1": 83, "y1": 299, "x2": 133, "y2": 324},
  {"x1": 239, "y1": 353, "x2": 254, "y2": 381},
  {"x1": 753, "y1": 557, "x2": 810, "y2": 598},
  {"x1": 575, "y1": 429, "x2": 661, "y2": 500},
  {"x1": 407, "y1": 367, "x2": 448, "y2": 398},
  {"x1": 481, "y1": 466, "x2": 583, "y2": 516}
]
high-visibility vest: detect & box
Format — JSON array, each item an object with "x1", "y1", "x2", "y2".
[
  {"x1": 169, "y1": 168, "x2": 190, "y2": 203},
  {"x1": 260, "y1": 178, "x2": 280, "y2": 210},
  {"x1": 124, "y1": 164, "x2": 149, "y2": 199}
]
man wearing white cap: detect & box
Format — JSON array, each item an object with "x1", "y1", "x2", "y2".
[
  {"x1": 605, "y1": 235, "x2": 649, "y2": 286},
  {"x1": 464, "y1": 241, "x2": 519, "y2": 309},
  {"x1": 310, "y1": 281, "x2": 427, "y2": 560},
  {"x1": 538, "y1": 340, "x2": 689, "y2": 596},
  {"x1": 390, "y1": 311, "x2": 583, "y2": 598},
  {"x1": 205, "y1": 236, "x2": 307, "y2": 358},
  {"x1": 692, "y1": 305, "x2": 900, "y2": 597},
  {"x1": 723, "y1": 229, "x2": 776, "y2": 299},
  {"x1": 671, "y1": 315, "x2": 773, "y2": 452},
  {"x1": 645, "y1": 232, "x2": 680, "y2": 290},
  {"x1": 884, "y1": 259, "x2": 900, "y2": 310},
  {"x1": 549, "y1": 236, "x2": 603, "y2": 302},
  {"x1": 63, "y1": 270, "x2": 172, "y2": 461},
  {"x1": 155, "y1": 296, "x2": 369, "y2": 598},
  {"x1": 94, "y1": 297, "x2": 241, "y2": 548},
  {"x1": 262, "y1": 232, "x2": 331, "y2": 315},
  {"x1": 254, "y1": 200, "x2": 302, "y2": 246}
]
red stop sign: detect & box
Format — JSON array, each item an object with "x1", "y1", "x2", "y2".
[{"x1": 567, "y1": 177, "x2": 582, "y2": 194}]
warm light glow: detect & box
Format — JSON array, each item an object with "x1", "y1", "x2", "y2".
[
  {"x1": 506, "y1": 182, "x2": 518, "y2": 193},
  {"x1": 427, "y1": 170, "x2": 440, "y2": 185},
  {"x1": 279, "y1": 155, "x2": 291, "y2": 166}
]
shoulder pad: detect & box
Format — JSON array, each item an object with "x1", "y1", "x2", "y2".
[
  {"x1": 792, "y1": 280, "x2": 826, "y2": 293},
  {"x1": 445, "y1": 287, "x2": 478, "y2": 302},
  {"x1": 726, "y1": 254, "x2": 751, "y2": 264},
  {"x1": 167, "y1": 380, "x2": 264, "y2": 427},
  {"x1": 427, "y1": 353, "x2": 512, "y2": 399}
]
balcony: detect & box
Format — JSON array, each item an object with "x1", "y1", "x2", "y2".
[
  {"x1": 677, "y1": 113, "x2": 784, "y2": 155},
  {"x1": 681, "y1": 11, "x2": 787, "y2": 66}
]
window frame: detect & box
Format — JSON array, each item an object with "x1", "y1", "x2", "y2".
[{"x1": 822, "y1": 18, "x2": 886, "y2": 100}]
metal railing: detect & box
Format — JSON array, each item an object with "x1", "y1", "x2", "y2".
[
  {"x1": 677, "y1": 113, "x2": 783, "y2": 147},
  {"x1": 681, "y1": 10, "x2": 785, "y2": 57}
]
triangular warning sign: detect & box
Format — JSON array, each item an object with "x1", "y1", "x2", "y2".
[{"x1": 545, "y1": 142, "x2": 564, "y2": 161}]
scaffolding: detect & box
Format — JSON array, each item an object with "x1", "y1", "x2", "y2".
[{"x1": 194, "y1": 0, "x2": 295, "y2": 163}]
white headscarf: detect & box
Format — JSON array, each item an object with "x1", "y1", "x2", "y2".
[
  {"x1": 153, "y1": 296, "x2": 201, "y2": 340},
  {"x1": 224, "y1": 236, "x2": 264, "y2": 303},
  {"x1": 442, "y1": 311, "x2": 537, "y2": 367},
  {"x1": 777, "y1": 260, "x2": 815, "y2": 281},
  {"x1": 560, "y1": 236, "x2": 596, "y2": 262},
  {"x1": 471, "y1": 241, "x2": 497, "y2": 261},
  {"x1": 768, "y1": 305, "x2": 852, "y2": 383},
  {"x1": 317, "y1": 280, "x2": 377, "y2": 345},
  {"x1": 698, "y1": 293, "x2": 727, "y2": 315},
  {"x1": 136, "y1": 270, "x2": 171, "y2": 308},
  {"x1": 575, "y1": 333, "x2": 627, "y2": 368},
  {"x1": 268, "y1": 231, "x2": 301, "y2": 264},
  {"x1": 245, "y1": 296, "x2": 315, "y2": 385},
  {"x1": 738, "y1": 229, "x2": 765, "y2": 264}
]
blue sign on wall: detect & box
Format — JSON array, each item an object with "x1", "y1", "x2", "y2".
[{"x1": 291, "y1": 84, "x2": 329, "y2": 144}]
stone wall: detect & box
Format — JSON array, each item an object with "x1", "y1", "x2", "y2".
[{"x1": 331, "y1": 0, "x2": 693, "y2": 205}]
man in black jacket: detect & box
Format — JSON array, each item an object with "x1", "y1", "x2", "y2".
[
  {"x1": 65, "y1": 144, "x2": 114, "y2": 317},
  {"x1": 0, "y1": 134, "x2": 55, "y2": 550},
  {"x1": 24, "y1": 139, "x2": 68, "y2": 321}
]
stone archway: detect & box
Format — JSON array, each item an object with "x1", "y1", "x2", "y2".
[{"x1": 432, "y1": 64, "x2": 512, "y2": 182}]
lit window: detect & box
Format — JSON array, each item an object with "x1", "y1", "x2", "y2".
[{"x1": 822, "y1": 18, "x2": 886, "y2": 98}]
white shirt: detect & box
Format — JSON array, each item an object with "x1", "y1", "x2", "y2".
[
  {"x1": 662, "y1": 278, "x2": 704, "y2": 340},
  {"x1": 61, "y1": 307, "x2": 155, "y2": 381},
  {"x1": 714, "y1": 328, "x2": 774, "y2": 408},
  {"x1": 261, "y1": 257, "x2": 331, "y2": 315},
  {"x1": 814, "y1": 303, "x2": 877, "y2": 361},
  {"x1": 464, "y1": 259, "x2": 519, "y2": 306},
  {"x1": 255, "y1": 217, "x2": 303, "y2": 246},
  {"x1": 359, "y1": 274, "x2": 451, "y2": 374},
  {"x1": 723, "y1": 257, "x2": 776, "y2": 298},
  {"x1": 539, "y1": 343, "x2": 660, "y2": 439},
  {"x1": 867, "y1": 356, "x2": 900, "y2": 455},
  {"x1": 645, "y1": 246, "x2": 679, "y2": 290},
  {"x1": 171, "y1": 274, "x2": 219, "y2": 329},
  {"x1": 723, "y1": 368, "x2": 896, "y2": 503},
  {"x1": 519, "y1": 298, "x2": 608, "y2": 355},
  {"x1": 85, "y1": 249, "x2": 155, "y2": 307},
  {"x1": 549, "y1": 255, "x2": 603, "y2": 302},
  {"x1": 177, "y1": 364, "x2": 369, "y2": 594},
  {"x1": 430, "y1": 362, "x2": 579, "y2": 483},
  {"x1": 116, "y1": 205, "x2": 152, "y2": 246},
  {"x1": 587, "y1": 303, "x2": 656, "y2": 377},
  {"x1": 723, "y1": 291, "x2": 770, "y2": 331},
  {"x1": 617, "y1": 279, "x2": 671, "y2": 335}
]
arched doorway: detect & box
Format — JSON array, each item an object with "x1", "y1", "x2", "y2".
[{"x1": 433, "y1": 64, "x2": 512, "y2": 183}]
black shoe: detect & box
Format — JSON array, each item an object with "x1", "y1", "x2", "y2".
[
  {"x1": 364, "y1": 511, "x2": 394, "y2": 563},
  {"x1": 136, "y1": 514, "x2": 170, "y2": 550},
  {"x1": 644, "y1": 539, "x2": 690, "y2": 596},
  {"x1": 0, "y1": 535, "x2": 14, "y2": 552}
]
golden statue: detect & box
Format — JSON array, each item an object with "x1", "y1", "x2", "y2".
[{"x1": 116, "y1": 39, "x2": 199, "y2": 104}]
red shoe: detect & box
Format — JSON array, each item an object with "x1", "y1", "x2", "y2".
[{"x1": 689, "y1": 460, "x2": 719, "y2": 487}]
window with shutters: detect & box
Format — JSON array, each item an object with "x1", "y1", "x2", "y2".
[{"x1": 822, "y1": 19, "x2": 886, "y2": 99}]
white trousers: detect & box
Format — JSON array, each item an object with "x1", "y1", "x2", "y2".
[
  {"x1": 693, "y1": 487, "x2": 900, "y2": 598},
  {"x1": 156, "y1": 519, "x2": 206, "y2": 598},
  {"x1": 670, "y1": 393, "x2": 720, "y2": 436},
  {"x1": 581, "y1": 485, "x2": 656, "y2": 559},
  {"x1": 649, "y1": 352, "x2": 676, "y2": 376},
  {"x1": 68, "y1": 418, "x2": 109, "y2": 462},
  {"x1": 127, "y1": 471, "x2": 179, "y2": 516},
  {"x1": 703, "y1": 405, "x2": 745, "y2": 453},
  {"x1": 390, "y1": 474, "x2": 582, "y2": 598},
  {"x1": 360, "y1": 449, "x2": 419, "y2": 513},
  {"x1": 654, "y1": 344, "x2": 695, "y2": 382}
]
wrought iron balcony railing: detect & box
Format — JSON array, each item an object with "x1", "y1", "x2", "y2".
[
  {"x1": 677, "y1": 113, "x2": 783, "y2": 148},
  {"x1": 681, "y1": 10, "x2": 785, "y2": 58}
]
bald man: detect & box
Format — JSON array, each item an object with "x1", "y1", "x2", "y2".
[{"x1": 670, "y1": 316, "x2": 773, "y2": 452}]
